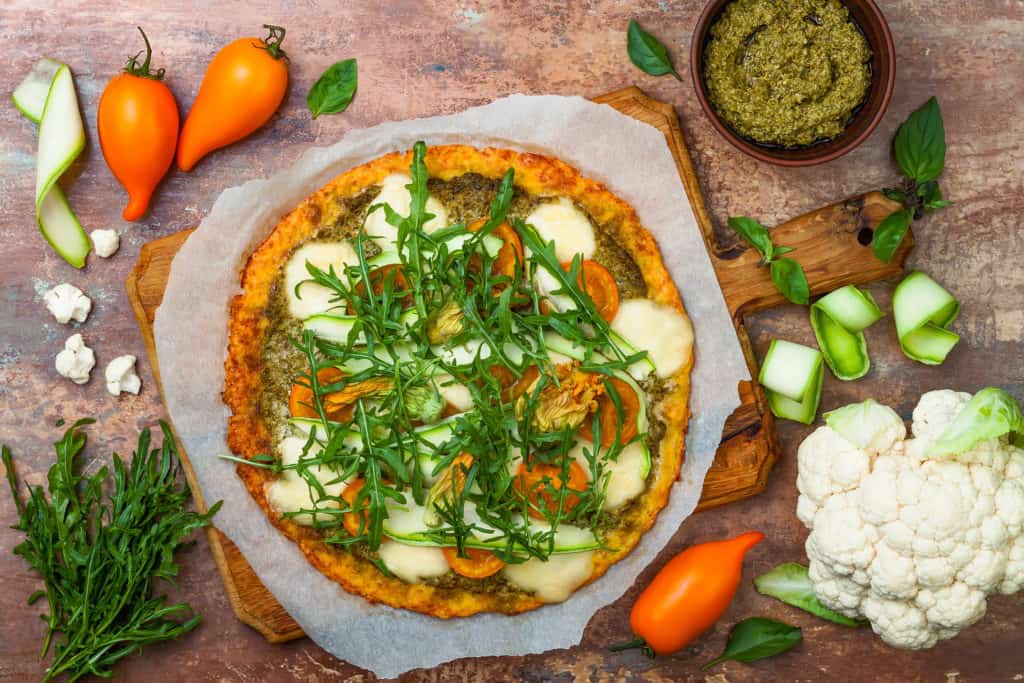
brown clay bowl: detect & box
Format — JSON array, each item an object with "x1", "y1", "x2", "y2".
[{"x1": 690, "y1": 0, "x2": 896, "y2": 167}]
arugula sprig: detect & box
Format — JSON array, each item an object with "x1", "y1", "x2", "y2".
[
  {"x1": 727, "y1": 217, "x2": 810, "y2": 305},
  {"x1": 244, "y1": 141, "x2": 651, "y2": 562},
  {"x1": 3, "y1": 421, "x2": 221, "y2": 683},
  {"x1": 875, "y1": 97, "x2": 952, "y2": 263}
]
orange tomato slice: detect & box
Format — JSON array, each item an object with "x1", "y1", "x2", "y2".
[
  {"x1": 353, "y1": 264, "x2": 413, "y2": 310},
  {"x1": 513, "y1": 457, "x2": 588, "y2": 520},
  {"x1": 341, "y1": 478, "x2": 371, "y2": 538},
  {"x1": 442, "y1": 546, "x2": 505, "y2": 579},
  {"x1": 578, "y1": 376, "x2": 640, "y2": 447},
  {"x1": 562, "y1": 259, "x2": 620, "y2": 322},
  {"x1": 289, "y1": 367, "x2": 351, "y2": 421},
  {"x1": 468, "y1": 218, "x2": 524, "y2": 281}
]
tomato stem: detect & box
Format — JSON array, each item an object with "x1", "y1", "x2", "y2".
[
  {"x1": 260, "y1": 24, "x2": 288, "y2": 60},
  {"x1": 124, "y1": 27, "x2": 166, "y2": 80},
  {"x1": 607, "y1": 636, "x2": 655, "y2": 658}
]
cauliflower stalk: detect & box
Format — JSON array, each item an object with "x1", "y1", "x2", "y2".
[{"x1": 797, "y1": 389, "x2": 1024, "y2": 649}]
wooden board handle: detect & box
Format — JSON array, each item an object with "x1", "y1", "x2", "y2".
[{"x1": 714, "y1": 191, "x2": 909, "y2": 318}]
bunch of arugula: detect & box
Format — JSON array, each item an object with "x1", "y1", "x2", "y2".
[
  {"x1": 235, "y1": 141, "x2": 650, "y2": 564},
  {"x1": 3, "y1": 420, "x2": 220, "y2": 682},
  {"x1": 874, "y1": 97, "x2": 952, "y2": 262}
]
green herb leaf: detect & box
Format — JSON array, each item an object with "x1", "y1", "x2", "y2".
[
  {"x1": 754, "y1": 562, "x2": 862, "y2": 626},
  {"x1": 770, "y1": 258, "x2": 809, "y2": 305},
  {"x1": 626, "y1": 19, "x2": 681, "y2": 80},
  {"x1": 308, "y1": 58, "x2": 358, "y2": 118},
  {"x1": 882, "y1": 187, "x2": 905, "y2": 203},
  {"x1": 894, "y1": 97, "x2": 946, "y2": 183},
  {"x1": 872, "y1": 209, "x2": 912, "y2": 263},
  {"x1": 927, "y1": 387, "x2": 1024, "y2": 458},
  {"x1": 728, "y1": 216, "x2": 774, "y2": 262},
  {"x1": 4, "y1": 421, "x2": 220, "y2": 682},
  {"x1": 703, "y1": 618, "x2": 802, "y2": 671}
]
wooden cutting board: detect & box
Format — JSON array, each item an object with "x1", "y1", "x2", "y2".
[{"x1": 125, "y1": 86, "x2": 910, "y2": 643}]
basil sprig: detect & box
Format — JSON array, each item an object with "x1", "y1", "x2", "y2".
[
  {"x1": 728, "y1": 217, "x2": 809, "y2": 305},
  {"x1": 626, "y1": 19, "x2": 681, "y2": 81},
  {"x1": 703, "y1": 617, "x2": 802, "y2": 671},
  {"x1": 308, "y1": 58, "x2": 358, "y2": 118},
  {"x1": 874, "y1": 97, "x2": 952, "y2": 263}
]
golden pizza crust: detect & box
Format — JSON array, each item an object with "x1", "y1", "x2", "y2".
[{"x1": 224, "y1": 145, "x2": 694, "y2": 617}]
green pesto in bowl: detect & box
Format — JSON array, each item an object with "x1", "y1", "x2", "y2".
[{"x1": 703, "y1": 0, "x2": 872, "y2": 148}]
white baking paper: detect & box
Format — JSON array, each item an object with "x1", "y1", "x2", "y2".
[{"x1": 154, "y1": 95, "x2": 749, "y2": 678}]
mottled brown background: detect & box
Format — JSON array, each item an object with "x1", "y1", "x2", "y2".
[{"x1": 1, "y1": 1, "x2": 1022, "y2": 681}]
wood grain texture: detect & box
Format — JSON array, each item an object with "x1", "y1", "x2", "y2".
[
  {"x1": 2, "y1": 2, "x2": 1022, "y2": 681},
  {"x1": 124, "y1": 87, "x2": 911, "y2": 643}
]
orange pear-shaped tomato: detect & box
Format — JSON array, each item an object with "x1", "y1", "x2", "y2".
[
  {"x1": 621, "y1": 531, "x2": 765, "y2": 656},
  {"x1": 177, "y1": 25, "x2": 289, "y2": 171},
  {"x1": 98, "y1": 28, "x2": 179, "y2": 221}
]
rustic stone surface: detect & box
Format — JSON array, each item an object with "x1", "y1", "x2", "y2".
[{"x1": 1, "y1": 1, "x2": 1022, "y2": 681}]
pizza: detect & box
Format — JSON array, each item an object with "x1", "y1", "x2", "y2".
[{"x1": 224, "y1": 142, "x2": 694, "y2": 617}]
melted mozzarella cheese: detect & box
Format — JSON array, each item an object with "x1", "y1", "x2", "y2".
[
  {"x1": 364, "y1": 173, "x2": 449, "y2": 248},
  {"x1": 611, "y1": 299, "x2": 693, "y2": 379},
  {"x1": 502, "y1": 551, "x2": 595, "y2": 603},
  {"x1": 433, "y1": 374, "x2": 474, "y2": 412},
  {"x1": 284, "y1": 241, "x2": 359, "y2": 319},
  {"x1": 265, "y1": 437, "x2": 349, "y2": 525},
  {"x1": 533, "y1": 263, "x2": 574, "y2": 312},
  {"x1": 602, "y1": 441, "x2": 648, "y2": 511},
  {"x1": 378, "y1": 542, "x2": 450, "y2": 584},
  {"x1": 526, "y1": 197, "x2": 596, "y2": 262},
  {"x1": 569, "y1": 439, "x2": 647, "y2": 511}
]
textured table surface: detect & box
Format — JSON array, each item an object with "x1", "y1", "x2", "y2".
[{"x1": 1, "y1": 1, "x2": 1022, "y2": 681}]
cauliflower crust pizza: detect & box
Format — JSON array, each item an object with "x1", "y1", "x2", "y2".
[{"x1": 224, "y1": 142, "x2": 694, "y2": 617}]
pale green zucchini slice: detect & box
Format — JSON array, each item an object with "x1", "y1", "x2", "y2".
[
  {"x1": 759, "y1": 340, "x2": 825, "y2": 424},
  {"x1": 810, "y1": 285, "x2": 884, "y2": 381},
  {"x1": 15, "y1": 60, "x2": 90, "y2": 268},
  {"x1": 893, "y1": 271, "x2": 960, "y2": 365}
]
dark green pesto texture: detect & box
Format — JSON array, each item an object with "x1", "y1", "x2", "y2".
[
  {"x1": 704, "y1": 0, "x2": 872, "y2": 147},
  {"x1": 258, "y1": 173, "x2": 662, "y2": 594}
]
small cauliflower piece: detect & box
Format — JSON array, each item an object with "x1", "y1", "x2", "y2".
[
  {"x1": 44, "y1": 283, "x2": 91, "y2": 324},
  {"x1": 55, "y1": 333, "x2": 95, "y2": 385},
  {"x1": 797, "y1": 390, "x2": 1024, "y2": 649},
  {"x1": 105, "y1": 355, "x2": 141, "y2": 396},
  {"x1": 90, "y1": 229, "x2": 120, "y2": 258}
]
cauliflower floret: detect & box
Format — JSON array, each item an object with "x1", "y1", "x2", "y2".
[
  {"x1": 55, "y1": 333, "x2": 95, "y2": 385},
  {"x1": 44, "y1": 283, "x2": 91, "y2": 324},
  {"x1": 105, "y1": 355, "x2": 141, "y2": 396},
  {"x1": 912, "y1": 390, "x2": 971, "y2": 447},
  {"x1": 798, "y1": 390, "x2": 1024, "y2": 649},
  {"x1": 90, "y1": 229, "x2": 120, "y2": 258}
]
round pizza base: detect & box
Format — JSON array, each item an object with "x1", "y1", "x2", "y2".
[{"x1": 223, "y1": 145, "x2": 693, "y2": 617}]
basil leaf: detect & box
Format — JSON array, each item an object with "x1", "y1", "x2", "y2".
[
  {"x1": 703, "y1": 618, "x2": 802, "y2": 671},
  {"x1": 894, "y1": 97, "x2": 946, "y2": 183},
  {"x1": 772, "y1": 246, "x2": 795, "y2": 257},
  {"x1": 770, "y1": 257, "x2": 809, "y2": 305},
  {"x1": 754, "y1": 562, "x2": 862, "y2": 627},
  {"x1": 882, "y1": 187, "x2": 905, "y2": 203},
  {"x1": 872, "y1": 209, "x2": 912, "y2": 263},
  {"x1": 728, "y1": 216, "x2": 774, "y2": 262},
  {"x1": 308, "y1": 58, "x2": 358, "y2": 118},
  {"x1": 921, "y1": 181, "x2": 952, "y2": 211},
  {"x1": 627, "y1": 19, "x2": 681, "y2": 80}
]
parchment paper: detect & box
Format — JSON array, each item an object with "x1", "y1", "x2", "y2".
[{"x1": 154, "y1": 95, "x2": 749, "y2": 678}]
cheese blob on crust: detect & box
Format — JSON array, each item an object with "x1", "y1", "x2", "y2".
[
  {"x1": 284, "y1": 241, "x2": 358, "y2": 319},
  {"x1": 364, "y1": 173, "x2": 449, "y2": 247},
  {"x1": 224, "y1": 145, "x2": 694, "y2": 619},
  {"x1": 611, "y1": 298, "x2": 694, "y2": 379},
  {"x1": 526, "y1": 197, "x2": 596, "y2": 262},
  {"x1": 266, "y1": 437, "x2": 350, "y2": 525}
]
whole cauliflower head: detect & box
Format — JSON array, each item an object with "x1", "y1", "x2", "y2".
[{"x1": 797, "y1": 390, "x2": 1024, "y2": 649}]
